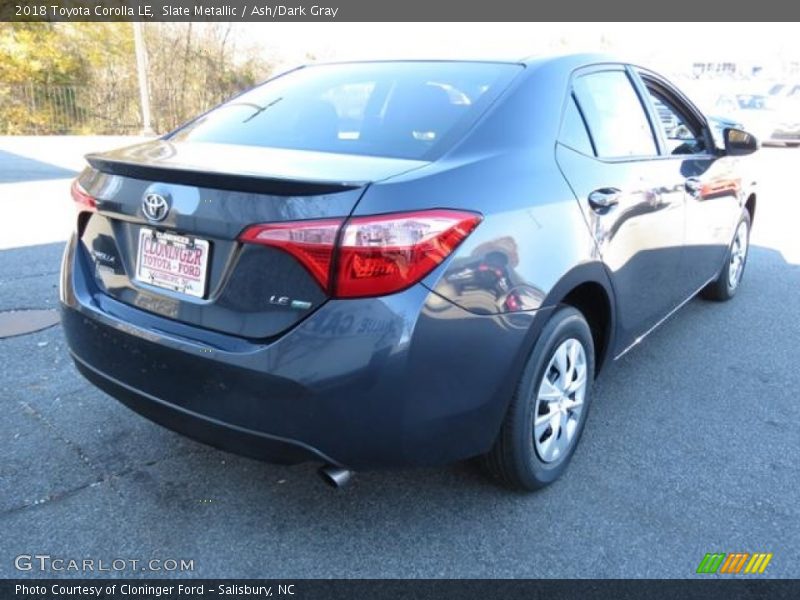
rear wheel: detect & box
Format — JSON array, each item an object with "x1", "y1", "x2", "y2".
[
  {"x1": 701, "y1": 211, "x2": 751, "y2": 301},
  {"x1": 481, "y1": 306, "x2": 595, "y2": 490}
]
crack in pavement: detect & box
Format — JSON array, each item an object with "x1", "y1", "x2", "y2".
[
  {"x1": 18, "y1": 399, "x2": 102, "y2": 475},
  {"x1": 7, "y1": 383, "x2": 204, "y2": 516},
  {"x1": 13, "y1": 398, "x2": 135, "y2": 506},
  {"x1": 21, "y1": 383, "x2": 94, "y2": 402},
  {"x1": 0, "y1": 477, "x2": 105, "y2": 519},
  {"x1": 0, "y1": 445, "x2": 202, "y2": 519},
  {"x1": 0, "y1": 270, "x2": 61, "y2": 283}
]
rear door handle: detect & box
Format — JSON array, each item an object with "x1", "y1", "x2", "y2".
[
  {"x1": 685, "y1": 177, "x2": 702, "y2": 195},
  {"x1": 588, "y1": 188, "x2": 620, "y2": 211}
]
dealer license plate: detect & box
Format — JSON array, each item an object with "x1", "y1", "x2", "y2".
[{"x1": 135, "y1": 228, "x2": 210, "y2": 298}]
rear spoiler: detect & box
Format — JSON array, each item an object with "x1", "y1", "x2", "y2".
[{"x1": 86, "y1": 155, "x2": 362, "y2": 197}]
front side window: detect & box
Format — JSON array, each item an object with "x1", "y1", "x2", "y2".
[
  {"x1": 644, "y1": 86, "x2": 707, "y2": 155},
  {"x1": 572, "y1": 71, "x2": 657, "y2": 159},
  {"x1": 168, "y1": 62, "x2": 522, "y2": 160}
]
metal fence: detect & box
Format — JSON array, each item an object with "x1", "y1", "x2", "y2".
[{"x1": 0, "y1": 83, "x2": 230, "y2": 135}]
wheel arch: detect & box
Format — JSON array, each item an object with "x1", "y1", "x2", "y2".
[{"x1": 540, "y1": 262, "x2": 617, "y2": 375}]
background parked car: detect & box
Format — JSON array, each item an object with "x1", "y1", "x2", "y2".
[{"x1": 713, "y1": 92, "x2": 800, "y2": 147}]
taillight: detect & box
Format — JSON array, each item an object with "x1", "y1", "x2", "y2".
[
  {"x1": 239, "y1": 219, "x2": 342, "y2": 290},
  {"x1": 335, "y1": 210, "x2": 482, "y2": 297},
  {"x1": 71, "y1": 180, "x2": 97, "y2": 212},
  {"x1": 239, "y1": 209, "x2": 481, "y2": 298}
]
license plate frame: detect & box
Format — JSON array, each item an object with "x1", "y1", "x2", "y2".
[{"x1": 135, "y1": 228, "x2": 210, "y2": 299}]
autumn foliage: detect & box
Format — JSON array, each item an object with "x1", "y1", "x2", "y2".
[{"x1": 0, "y1": 23, "x2": 273, "y2": 134}]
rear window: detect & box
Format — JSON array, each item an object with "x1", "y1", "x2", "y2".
[{"x1": 168, "y1": 62, "x2": 522, "y2": 160}]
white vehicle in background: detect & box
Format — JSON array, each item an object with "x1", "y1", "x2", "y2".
[
  {"x1": 767, "y1": 82, "x2": 800, "y2": 101},
  {"x1": 713, "y1": 92, "x2": 800, "y2": 147}
]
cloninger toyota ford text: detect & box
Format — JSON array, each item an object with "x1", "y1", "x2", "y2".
[{"x1": 61, "y1": 54, "x2": 758, "y2": 490}]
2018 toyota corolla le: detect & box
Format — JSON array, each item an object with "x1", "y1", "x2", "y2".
[{"x1": 60, "y1": 54, "x2": 758, "y2": 490}]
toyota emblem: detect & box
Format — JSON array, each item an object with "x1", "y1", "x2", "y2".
[{"x1": 142, "y1": 193, "x2": 170, "y2": 222}]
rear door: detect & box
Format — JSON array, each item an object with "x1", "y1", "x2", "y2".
[{"x1": 555, "y1": 66, "x2": 687, "y2": 351}]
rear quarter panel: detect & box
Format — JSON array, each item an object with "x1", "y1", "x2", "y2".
[{"x1": 355, "y1": 63, "x2": 601, "y2": 317}]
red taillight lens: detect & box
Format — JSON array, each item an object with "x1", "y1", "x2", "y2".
[
  {"x1": 239, "y1": 219, "x2": 342, "y2": 290},
  {"x1": 71, "y1": 180, "x2": 97, "y2": 212},
  {"x1": 238, "y1": 210, "x2": 481, "y2": 298},
  {"x1": 335, "y1": 210, "x2": 482, "y2": 298}
]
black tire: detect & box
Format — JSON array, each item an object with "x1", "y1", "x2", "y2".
[
  {"x1": 481, "y1": 306, "x2": 595, "y2": 491},
  {"x1": 701, "y1": 210, "x2": 751, "y2": 302}
]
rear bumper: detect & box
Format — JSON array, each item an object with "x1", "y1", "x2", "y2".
[
  {"x1": 70, "y1": 351, "x2": 334, "y2": 465},
  {"x1": 60, "y1": 234, "x2": 546, "y2": 469}
]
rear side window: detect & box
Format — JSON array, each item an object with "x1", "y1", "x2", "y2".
[
  {"x1": 169, "y1": 62, "x2": 522, "y2": 160},
  {"x1": 559, "y1": 96, "x2": 594, "y2": 155},
  {"x1": 573, "y1": 71, "x2": 657, "y2": 159}
]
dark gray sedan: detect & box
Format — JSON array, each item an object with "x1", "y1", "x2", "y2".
[{"x1": 60, "y1": 54, "x2": 758, "y2": 490}]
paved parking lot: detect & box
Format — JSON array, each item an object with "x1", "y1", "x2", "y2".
[{"x1": 1, "y1": 137, "x2": 798, "y2": 578}]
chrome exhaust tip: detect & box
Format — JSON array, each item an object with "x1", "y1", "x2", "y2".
[{"x1": 318, "y1": 465, "x2": 352, "y2": 488}]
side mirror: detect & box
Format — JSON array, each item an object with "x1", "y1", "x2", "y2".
[{"x1": 724, "y1": 128, "x2": 759, "y2": 156}]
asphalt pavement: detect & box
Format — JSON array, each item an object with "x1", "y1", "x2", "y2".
[{"x1": 0, "y1": 136, "x2": 798, "y2": 578}]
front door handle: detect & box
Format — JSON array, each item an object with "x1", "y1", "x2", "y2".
[{"x1": 588, "y1": 188, "x2": 621, "y2": 211}]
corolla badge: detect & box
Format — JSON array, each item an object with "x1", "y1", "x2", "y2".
[{"x1": 142, "y1": 192, "x2": 170, "y2": 222}]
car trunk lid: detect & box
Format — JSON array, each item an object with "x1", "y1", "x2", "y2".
[{"x1": 76, "y1": 140, "x2": 427, "y2": 339}]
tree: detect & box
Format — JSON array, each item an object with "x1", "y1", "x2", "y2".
[
  {"x1": 144, "y1": 23, "x2": 272, "y2": 132},
  {"x1": 0, "y1": 23, "x2": 273, "y2": 134}
]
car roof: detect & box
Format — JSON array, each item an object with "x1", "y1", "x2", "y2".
[
  {"x1": 518, "y1": 52, "x2": 622, "y2": 68},
  {"x1": 302, "y1": 52, "x2": 626, "y2": 71}
]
